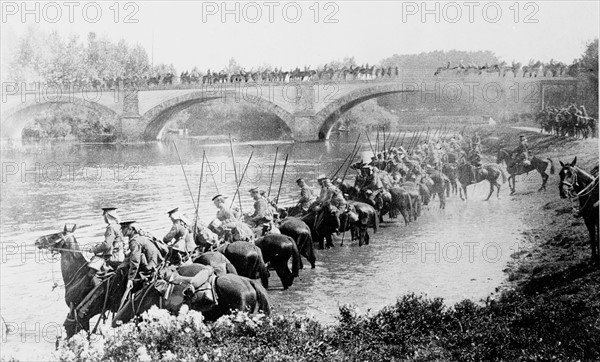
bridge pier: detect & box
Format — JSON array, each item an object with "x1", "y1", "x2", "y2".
[
  {"x1": 119, "y1": 116, "x2": 145, "y2": 141},
  {"x1": 291, "y1": 116, "x2": 323, "y2": 142},
  {"x1": 118, "y1": 90, "x2": 144, "y2": 141}
]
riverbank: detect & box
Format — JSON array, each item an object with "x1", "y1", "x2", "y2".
[{"x1": 42, "y1": 126, "x2": 599, "y2": 362}]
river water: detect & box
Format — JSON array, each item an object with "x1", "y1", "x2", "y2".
[{"x1": 0, "y1": 135, "x2": 525, "y2": 360}]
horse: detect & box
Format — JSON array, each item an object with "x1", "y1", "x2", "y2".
[
  {"x1": 112, "y1": 264, "x2": 270, "y2": 326},
  {"x1": 192, "y1": 251, "x2": 238, "y2": 276},
  {"x1": 216, "y1": 241, "x2": 270, "y2": 288},
  {"x1": 442, "y1": 163, "x2": 459, "y2": 196},
  {"x1": 301, "y1": 206, "x2": 338, "y2": 249},
  {"x1": 496, "y1": 149, "x2": 555, "y2": 194},
  {"x1": 558, "y1": 158, "x2": 599, "y2": 265},
  {"x1": 389, "y1": 186, "x2": 419, "y2": 225},
  {"x1": 278, "y1": 217, "x2": 316, "y2": 269},
  {"x1": 457, "y1": 163, "x2": 507, "y2": 201},
  {"x1": 327, "y1": 202, "x2": 376, "y2": 246},
  {"x1": 424, "y1": 171, "x2": 449, "y2": 209},
  {"x1": 255, "y1": 234, "x2": 301, "y2": 289},
  {"x1": 34, "y1": 225, "x2": 120, "y2": 338}
]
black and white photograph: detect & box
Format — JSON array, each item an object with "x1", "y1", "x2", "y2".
[{"x1": 1, "y1": 1, "x2": 598, "y2": 360}]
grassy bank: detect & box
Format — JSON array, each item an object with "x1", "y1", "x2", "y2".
[{"x1": 53, "y1": 126, "x2": 599, "y2": 362}]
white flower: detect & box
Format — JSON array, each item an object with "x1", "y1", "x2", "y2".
[{"x1": 137, "y1": 346, "x2": 152, "y2": 362}]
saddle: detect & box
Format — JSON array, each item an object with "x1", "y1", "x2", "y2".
[{"x1": 154, "y1": 265, "x2": 218, "y2": 311}]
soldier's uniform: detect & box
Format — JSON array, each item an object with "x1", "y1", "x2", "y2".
[
  {"x1": 87, "y1": 207, "x2": 125, "y2": 287},
  {"x1": 247, "y1": 188, "x2": 273, "y2": 227},
  {"x1": 296, "y1": 178, "x2": 314, "y2": 211},
  {"x1": 123, "y1": 221, "x2": 163, "y2": 284},
  {"x1": 212, "y1": 194, "x2": 240, "y2": 224},
  {"x1": 163, "y1": 208, "x2": 195, "y2": 264},
  {"x1": 513, "y1": 135, "x2": 530, "y2": 165}
]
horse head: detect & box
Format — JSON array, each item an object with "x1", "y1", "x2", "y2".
[
  {"x1": 558, "y1": 157, "x2": 579, "y2": 199},
  {"x1": 35, "y1": 224, "x2": 78, "y2": 253}
]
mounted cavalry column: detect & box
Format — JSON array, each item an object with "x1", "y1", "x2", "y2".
[
  {"x1": 284, "y1": 83, "x2": 321, "y2": 142},
  {"x1": 118, "y1": 88, "x2": 145, "y2": 142}
]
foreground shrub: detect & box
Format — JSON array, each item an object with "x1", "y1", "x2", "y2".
[{"x1": 56, "y1": 289, "x2": 599, "y2": 362}]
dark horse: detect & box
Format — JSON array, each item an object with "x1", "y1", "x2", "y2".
[
  {"x1": 558, "y1": 157, "x2": 599, "y2": 265},
  {"x1": 339, "y1": 201, "x2": 379, "y2": 246},
  {"x1": 255, "y1": 234, "x2": 301, "y2": 289},
  {"x1": 496, "y1": 148, "x2": 555, "y2": 194},
  {"x1": 113, "y1": 263, "x2": 270, "y2": 326},
  {"x1": 457, "y1": 163, "x2": 507, "y2": 201},
  {"x1": 278, "y1": 217, "x2": 316, "y2": 269},
  {"x1": 34, "y1": 224, "x2": 124, "y2": 338},
  {"x1": 217, "y1": 241, "x2": 270, "y2": 288}
]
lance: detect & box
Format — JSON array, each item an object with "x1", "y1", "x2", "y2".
[
  {"x1": 382, "y1": 126, "x2": 387, "y2": 150},
  {"x1": 267, "y1": 147, "x2": 279, "y2": 199},
  {"x1": 365, "y1": 132, "x2": 376, "y2": 155},
  {"x1": 228, "y1": 134, "x2": 243, "y2": 213},
  {"x1": 172, "y1": 141, "x2": 197, "y2": 209},
  {"x1": 375, "y1": 127, "x2": 380, "y2": 155},
  {"x1": 332, "y1": 134, "x2": 360, "y2": 179},
  {"x1": 275, "y1": 154, "x2": 289, "y2": 206},
  {"x1": 203, "y1": 153, "x2": 219, "y2": 194},
  {"x1": 230, "y1": 148, "x2": 255, "y2": 212},
  {"x1": 341, "y1": 144, "x2": 362, "y2": 182},
  {"x1": 193, "y1": 149, "x2": 206, "y2": 238}
]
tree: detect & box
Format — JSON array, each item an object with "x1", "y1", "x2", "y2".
[{"x1": 577, "y1": 39, "x2": 598, "y2": 119}]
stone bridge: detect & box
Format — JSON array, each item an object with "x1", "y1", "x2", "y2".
[{"x1": 0, "y1": 75, "x2": 578, "y2": 141}]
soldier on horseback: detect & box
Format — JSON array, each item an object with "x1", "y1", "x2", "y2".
[
  {"x1": 296, "y1": 178, "x2": 314, "y2": 213},
  {"x1": 245, "y1": 188, "x2": 274, "y2": 227},
  {"x1": 512, "y1": 135, "x2": 530, "y2": 167},
  {"x1": 468, "y1": 143, "x2": 483, "y2": 183},
  {"x1": 121, "y1": 221, "x2": 164, "y2": 293},
  {"x1": 87, "y1": 207, "x2": 125, "y2": 287},
  {"x1": 163, "y1": 208, "x2": 196, "y2": 265}
]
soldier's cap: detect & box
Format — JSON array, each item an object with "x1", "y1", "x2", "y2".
[
  {"x1": 296, "y1": 178, "x2": 304, "y2": 183},
  {"x1": 102, "y1": 207, "x2": 117, "y2": 212},
  {"x1": 167, "y1": 208, "x2": 179, "y2": 216},
  {"x1": 520, "y1": 135, "x2": 526, "y2": 138},
  {"x1": 120, "y1": 220, "x2": 137, "y2": 229},
  {"x1": 248, "y1": 187, "x2": 259, "y2": 193},
  {"x1": 211, "y1": 194, "x2": 226, "y2": 201},
  {"x1": 317, "y1": 175, "x2": 328, "y2": 181}
]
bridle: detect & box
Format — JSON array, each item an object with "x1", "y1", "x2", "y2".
[{"x1": 560, "y1": 166, "x2": 579, "y2": 198}]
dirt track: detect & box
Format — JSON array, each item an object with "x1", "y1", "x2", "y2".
[{"x1": 478, "y1": 125, "x2": 599, "y2": 304}]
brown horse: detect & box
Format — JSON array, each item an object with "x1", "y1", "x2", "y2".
[
  {"x1": 457, "y1": 163, "x2": 507, "y2": 201},
  {"x1": 496, "y1": 149, "x2": 555, "y2": 194},
  {"x1": 113, "y1": 264, "x2": 270, "y2": 325},
  {"x1": 558, "y1": 158, "x2": 599, "y2": 265},
  {"x1": 34, "y1": 225, "x2": 119, "y2": 338}
]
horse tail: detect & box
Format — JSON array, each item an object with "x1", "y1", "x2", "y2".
[
  {"x1": 547, "y1": 158, "x2": 555, "y2": 175},
  {"x1": 248, "y1": 279, "x2": 271, "y2": 315},
  {"x1": 291, "y1": 239, "x2": 300, "y2": 278}
]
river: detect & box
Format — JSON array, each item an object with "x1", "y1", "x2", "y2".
[{"x1": 0, "y1": 135, "x2": 525, "y2": 360}]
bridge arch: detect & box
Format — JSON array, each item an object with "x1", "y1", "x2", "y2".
[
  {"x1": 314, "y1": 84, "x2": 417, "y2": 139},
  {"x1": 140, "y1": 91, "x2": 295, "y2": 140},
  {"x1": 1, "y1": 96, "x2": 118, "y2": 139}
]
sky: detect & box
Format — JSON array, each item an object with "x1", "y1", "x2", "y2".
[{"x1": 1, "y1": 1, "x2": 599, "y2": 72}]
